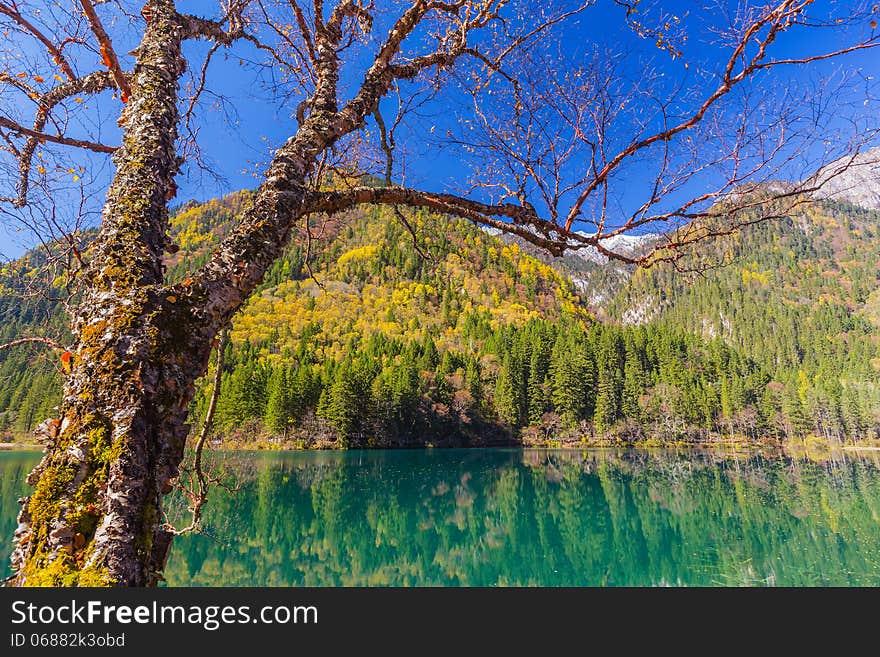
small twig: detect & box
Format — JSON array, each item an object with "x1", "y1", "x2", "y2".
[
  {"x1": 290, "y1": 0, "x2": 317, "y2": 64},
  {"x1": 165, "y1": 327, "x2": 227, "y2": 535},
  {"x1": 0, "y1": 3, "x2": 76, "y2": 80},
  {"x1": 0, "y1": 336, "x2": 64, "y2": 352},
  {"x1": 372, "y1": 105, "x2": 394, "y2": 185},
  {"x1": 0, "y1": 115, "x2": 116, "y2": 154},
  {"x1": 392, "y1": 205, "x2": 431, "y2": 263},
  {"x1": 79, "y1": 0, "x2": 132, "y2": 102}
]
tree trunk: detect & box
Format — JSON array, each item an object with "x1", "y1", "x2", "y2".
[
  {"x1": 9, "y1": 0, "x2": 333, "y2": 587},
  {"x1": 9, "y1": 0, "x2": 191, "y2": 586}
]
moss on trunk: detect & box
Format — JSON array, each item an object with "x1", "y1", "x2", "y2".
[
  {"x1": 11, "y1": 0, "x2": 187, "y2": 587},
  {"x1": 10, "y1": 0, "x2": 320, "y2": 587}
]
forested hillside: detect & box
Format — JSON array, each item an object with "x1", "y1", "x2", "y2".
[
  {"x1": 607, "y1": 199, "x2": 880, "y2": 444},
  {"x1": 0, "y1": 249, "x2": 72, "y2": 437},
  {"x1": 1, "y1": 193, "x2": 878, "y2": 447}
]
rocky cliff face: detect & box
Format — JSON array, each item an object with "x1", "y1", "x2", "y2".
[{"x1": 811, "y1": 147, "x2": 880, "y2": 210}]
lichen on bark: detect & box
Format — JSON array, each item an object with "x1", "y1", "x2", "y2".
[
  {"x1": 11, "y1": 0, "x2": 191, "y2": 587},
  {"x1": 10, "y1": 0, "x2": 374, "y2": 588},
  {"x1": 13, "y1": 411, "x2": 118, "y2": 586}
]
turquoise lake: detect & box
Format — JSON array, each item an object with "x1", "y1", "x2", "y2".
[{"x1": 2, "y1": 448, "x2": 880, "y2": 586}]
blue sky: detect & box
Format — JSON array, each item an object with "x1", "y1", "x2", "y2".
[{"x1": 1, "y1": 0, "x2": 877, "y2": 259}]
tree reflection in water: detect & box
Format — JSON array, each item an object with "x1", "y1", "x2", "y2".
[{"x1": 3, "y1": 449, "x2": 880, "y2": 586}]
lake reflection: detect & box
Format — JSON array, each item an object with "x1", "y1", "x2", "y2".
[{"x1": 3, "y1": 448, "x2": 880, "y2": 586}]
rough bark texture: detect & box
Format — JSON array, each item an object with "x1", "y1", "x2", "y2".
[
  {"x1": 8, "y1": 1, "x2": 325, "y2": 588},
  {"x1": 11, "y1": 0, "x2": 189, "y2": 587}
]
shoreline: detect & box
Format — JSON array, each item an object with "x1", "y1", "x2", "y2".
[
  {"x1": 3, "y1": 437, "x2": 879, "y2": 454},
  {"x1": 0, "y1": 442, "x2": 41, "y2": 451}
]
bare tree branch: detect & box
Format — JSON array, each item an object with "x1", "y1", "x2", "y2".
[
  {"x1": 290, "y1": 0, "x2": 318, "y2": 64},
  {"x1": 0, "y1": 70, "x2": 120, "y2": 206},
  {"x1": 178, "y1": 4, "x2": 252, "y2": 46},
  {"x1": 79, "y1": 0, "x2": 132, "y2": 102},
  {"x1": 0, "y1": 2, "x2": 77, "y2": 80},
  {"x1": 0, "y1": 336, "x2": 64, "y2": 352},
  {"x1": 165, "y1": 327, "x2": 228, "y2": 536},
  {"x1": 303, "y1": 183, "x2": 575, "y2": 256},
  {"x1": 562, "y1": 1, "x2": 880, "y2": 230},
  {"x1": 372, "y1": 105, "x2": 393, "y2": 184},
  {"x1": 300, "y1": 146, "x2": 877, "y2": 265},
  {"x1": 0, "y1": 115, "x2": 116, "y2": 154}
]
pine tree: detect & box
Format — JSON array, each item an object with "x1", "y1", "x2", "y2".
[
  {"x1": 549, "y1": 333, "x2": 594, "y2": 425},
  {"x1": 594, "y1": 331, "x2": 623, "y2": 434},
  {"x1": 290, "y1": 364, "x2": 320, "y2": 422},
  {"x1": 419, "y1": 334, "x2": 440, "y2": 371},
  {"x1": 465, "y1": 357, "x2": 483, "y2": 412},
  {"x1": 781, "y1": 384, "x2": 810, "y2": 439},
  {"x1": 264, "y1": 365, "x2": 291, "y2": 435},
  {"x1": 317, "y1": 362, "x2": 365, "y2": 443},
  {"x1": 494, "y1": 356, "x2": 520, "y2": 427},
  {"x1": 391, "y1": 359, "x2": 421, "y2": 431},
  {"x1": 217, "y1": 358, "x2": 268, "y2": 431},
  {"x1": 14, "y1": 375, "x2": 43, "y2": 434},
  {"x1": 841, "y1": 385, "x2": 864, "y2": 439},
  {"x1": 527, "y1": 350, "x2": 548, "y2": 425},
  {"x1": 621, "y1": 342, "x2": 646, "y2": 421}
]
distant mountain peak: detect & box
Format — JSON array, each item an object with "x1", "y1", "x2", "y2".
[
  {"x1": 809, "y1": 147, "x2": 880, "y2": 210},
  {"x1": 482, "y1": 224, "x2": 657, "y2": 263},
  {"x1": 570, "y1": 231, "x2": 658, "y2": 264}
]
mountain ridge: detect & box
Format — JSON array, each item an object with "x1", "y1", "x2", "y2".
[
  {"x1": 0, "y1": 184, "x2": 878, "y2": 446},
  {"x1": 810, "y1": 146, "x2": 880, "y2": 210}
]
